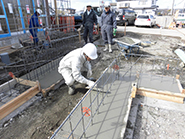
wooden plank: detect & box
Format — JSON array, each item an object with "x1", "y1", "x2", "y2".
[
  {"x1": 15, "y1": 78, "x2": 37, "y2": 87},
  {"x1": 137, "y1": 87, "x2": 185, "y2": 104},
  {"x1": 0, "y1": 82, "x2": 41, "y2": 120},
  {"x1": 131, "y1": 83, "x2": 137, "y2": 98},
  {"x1": 176, "y1": 74, "x2": 180, "y2": 79},
  {"x1": 176, "y1": 79, "x2": 185, "y2": 94},
  {"x1": 137, "y1": 90, "x2": 184, "y2": 104},
  {"x1": 137, "y1": 87, "x2": 185, "y2": 98}
]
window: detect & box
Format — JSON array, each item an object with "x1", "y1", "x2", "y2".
[{"x1": 138, "y1": 15, "x2": 149, "y2": 19}]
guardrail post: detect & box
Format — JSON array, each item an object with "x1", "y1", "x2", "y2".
[
  {"x1": 81, "y1": 103, "x2": 86, "y2": 138},
  {"x1": 69, "y1": 116, "x2": 74, "y2": 139}
]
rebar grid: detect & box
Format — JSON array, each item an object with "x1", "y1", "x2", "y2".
[
  {"x1": 50, "y1": 53, "x2": 185, "y2": 139},
  {"x1": 0, "y1": 0, "x2": 83, "y2": 104}
]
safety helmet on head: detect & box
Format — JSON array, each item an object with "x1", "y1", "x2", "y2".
[
  {"x1": 86, "y1": 5, "x2": 92, "y2": 7},
  {"x1": 36, "y1": 9, "x2": 43, "y2": 15},
  {"x1": 104, "y1": 1, "x2": 110, "y2": 8},
  {"x1": 83, "y1": 43, "x2": 98, "y2": 60}
]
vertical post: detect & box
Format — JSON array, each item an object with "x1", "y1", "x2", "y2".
[
  {"x1": 32, "y1": 0, "x2": 36, "y2": 13},
  {"x1": 17, "y1": 0, "x2": 26, "y2": 34},
  {"x1": 81, "y1": 103, "x2": 86, "y2": 138},
  {"x1": 54, "y1": 0, "x2": 59, "y2": 29},
  {"x1": 44, "y1": 0, "x2": 51, "y2": 27},
  {"x1": 124, "y1": 22, "x2": 126, "y2": 36},
  {"x1": 171, "y1": 0, "x2": 175, "y2": 15},
  {"x1": 1, "y1": 0, "x2": 11, "y2": 36},
  {"x1": 90, "y1": 92, "x2": 93, "y2": 125},
  {"x1": 69, "y1": 116, "x2": 74, "y2": 139}
]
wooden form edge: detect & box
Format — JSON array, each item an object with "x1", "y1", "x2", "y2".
[
  {"x1": 14, "y1": 78, "x2": 37, "y2": 87},
  {"x1": 176, "y1": 74, "x2": 185, "y2": 94},
  {"x1": 131, "y1": 83, "x2": 137, "y2": 98},
  {"x1": 0, "y1": 81, "x2": 41, "y2": 120},
  {"x1": 136, "y1": 87, "x2": 185, "y2": 104}
]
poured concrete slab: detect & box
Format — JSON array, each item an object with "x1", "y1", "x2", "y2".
[
  {"x1": 38, "y1": 68, "x2": 62, "y2": 89},
  {"x1": 53, "y1": 71, "x2": 136, "y2": 139},
  {"x1": 138, "y1": 73, "x2": 180, "y2": 93}
]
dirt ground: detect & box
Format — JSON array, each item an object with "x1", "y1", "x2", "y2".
[{"x1": 0, "y1": 32, "x2": 184, "y2": 139}]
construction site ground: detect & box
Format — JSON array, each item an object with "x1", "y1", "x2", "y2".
[{"x1": 0, "y1": 30, "x2": 185, "y2": 139}]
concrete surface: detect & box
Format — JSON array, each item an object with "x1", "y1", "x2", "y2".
[
  {"x1": 53, "y1": 72, "x2": 136, "y2": 139},
  {"x1": 52, "y1": 67, "x2": 181, "y2": 139}
]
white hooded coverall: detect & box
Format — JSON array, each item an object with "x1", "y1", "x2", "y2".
[{"x1": 58, "y1": 48, "x2": 91, "y2": 86}]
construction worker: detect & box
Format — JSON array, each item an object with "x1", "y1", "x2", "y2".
[
  {"x1": 101, "y1": 2, "x2": 117, "y2": 53},
  {"x1": 29, "y1": 9, "x2": 43, "y2": 46},
  {"x1": 58, "y1": 43, "x2": 98, "y2": 95},
  {"x1": 81, "y1": 5, "x2": 98, "y2": 44}
]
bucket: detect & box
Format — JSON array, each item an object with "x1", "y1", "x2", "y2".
[{"x1": 0, "y1": 52, "x2": 10, "y2": 65}]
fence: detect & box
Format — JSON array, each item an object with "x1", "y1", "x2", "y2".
[
  {"x1": 50, "y1": 53, "x2": 185, "y2": 139},
  {"x1": 0, "y1": 0, "x2": 83, "y2": 121}
]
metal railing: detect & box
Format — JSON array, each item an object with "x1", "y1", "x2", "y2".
[{"x1": 50, "y1": 53, "x2": 185, "y2": 139}]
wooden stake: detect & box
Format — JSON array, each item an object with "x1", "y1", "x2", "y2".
[
  {"x1": 78, "y1": 30, "x2": 81, "y2": 43},
  {"x1": 124, "y1": 22, "x2": 126, "y2": 36},
  {"x1": 131, "y1": 83, "x2": 137, "y2": 98},
  {"x1": 176, "y1": 74, "x2": 180, "y2": 79}
]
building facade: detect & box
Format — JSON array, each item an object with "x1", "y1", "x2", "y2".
[{"x1": 117, "y1": 0, "x2": 158, "y2": 15}]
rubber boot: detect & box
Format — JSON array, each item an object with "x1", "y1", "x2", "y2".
[
  {"x1": 103, "y1": 44, "x2": 108, "y2": 51},
  {"x1": 109, "y1": 44, "x2": 112, "y2": 53},
  {"x1": 68, "y1": 85, "x2": 75, "y2": 95}
]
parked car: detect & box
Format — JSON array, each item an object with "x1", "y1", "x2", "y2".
[
  {"x1": 175, "y1": 13, "x2": 185, "y2": 27},
  {"x1": 115, "y1": 9, "x2": 136, "y2": 26},
  {"x1": 135, "y1": 14, "x2": 156, "y2": 27}
]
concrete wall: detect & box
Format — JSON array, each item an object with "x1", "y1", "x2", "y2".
[{"x1": 155, "y1": 16, "x2": 173, "y2": 28}]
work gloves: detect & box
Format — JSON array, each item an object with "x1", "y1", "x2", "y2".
[
  {"x1": 94, "y1": 24, "x2": 98, "y2": 29},
  {"x1": 78, "y1": 25, "x2": 83, "y2": 32},
  {"x1": 113, "y1": 28, "x2": 117, "y2": 36},
  {"x1": 88, "y1": 80, "x2": 96, "y2": 88},
  {"x1": 87, "y1": 70, "x2": 92, "y2": 78}
]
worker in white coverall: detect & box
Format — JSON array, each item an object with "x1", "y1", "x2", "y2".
[
  {"x1": 58, "y1": 43, "x2": 98, "y2": 95},
  {"x1": 101, "y1": 2, "x2": 117, "y2": 53}
]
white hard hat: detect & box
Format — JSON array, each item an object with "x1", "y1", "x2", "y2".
[
  {"x1": 104, "y1": 1, "x2": 110, "y2": 7},
  {"x1": 36, "y1": 9, "x2": 43, "y2": 14},
  {"x1": 83, "y1": 43, "x2": 98, "y2": 60}
]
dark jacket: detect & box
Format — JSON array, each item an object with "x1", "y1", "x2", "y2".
[
  {"x1": 82, "y1": 9, "x2": 98, "y2": 27},
  {"x1": 101, "y1": 10, "x2": 117, "y2": 29},
  {"x1": 29, "y1": 12, "x2": 42, "y2": 32}
]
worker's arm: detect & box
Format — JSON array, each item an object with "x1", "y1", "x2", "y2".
[
  {"x1": 101, "y1": 14, "x2": 103, "y2": 27},
  {"x1": 112, "y1": 13, "x2": 117, "y2": 29},
  {"x1": 82, "y1": 13, "x2": 85, "y2": 26},
  {"x1": 94, "y1": 12, "x2": 98, "y2": 25},
  {"x1": 33, "y1": 15, "x2": 42, "y2": 28},
  {"x1": 72, "y1": 60, "x2": 91, "y2": 85}
]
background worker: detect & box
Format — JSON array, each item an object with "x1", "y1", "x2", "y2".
[
  {"x1": 29, "y1": 9, "x2": 43, "y2": 46},
  {"x1": 81, "y1": 5, "x2": 98, "y2": 44},
  {"x1": 101, "y1": 2, "x2": 117, "y2": 53},
  {"x1": 58, "y1": 43, "x2": 98, "y2": 95}
]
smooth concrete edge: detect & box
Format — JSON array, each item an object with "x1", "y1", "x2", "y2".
[
  {"x1": 0, "y1": 56, "x2": 63, "y2": 92},
  {"x1": 123, "y1": 98, "x2": 139, "y2": 139},
  {"x1": 121, "y1": 94, "x2": 133, "y2": 138},
  {"x1": 0, "y1": 79, "x2": 16, "y2": 92}
]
